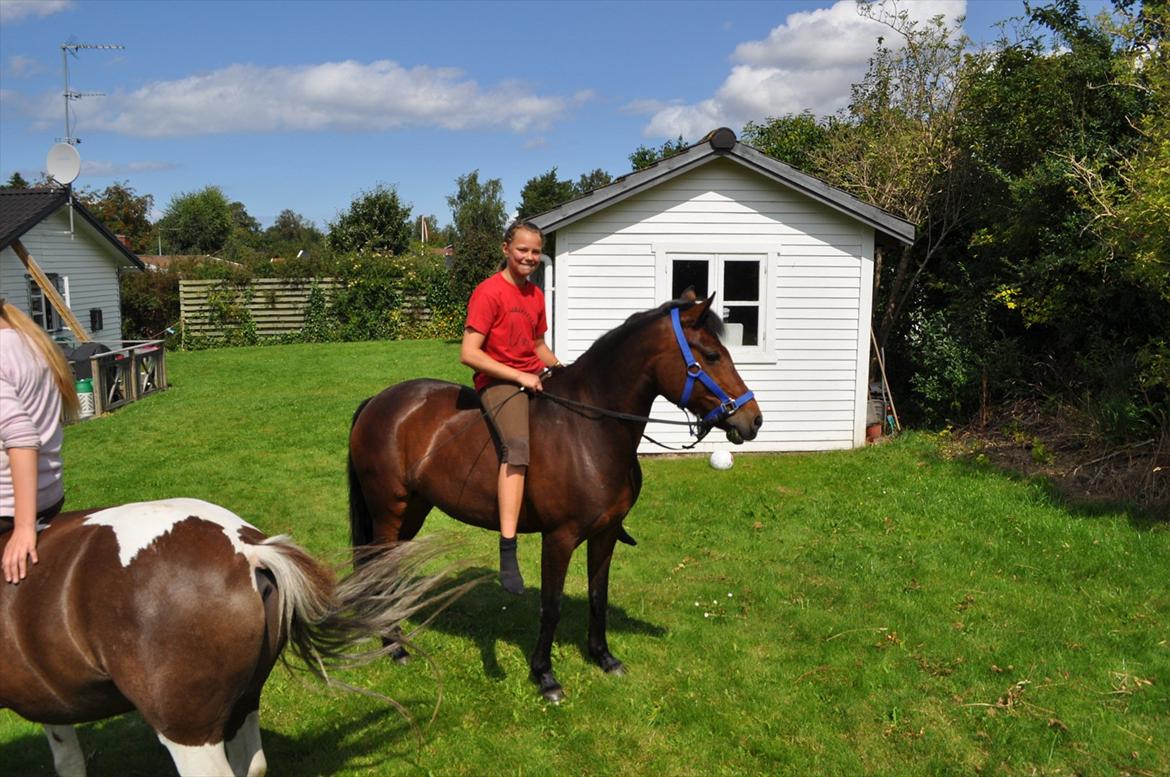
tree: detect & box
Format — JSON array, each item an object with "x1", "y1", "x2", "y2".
[
  {"x1": 263, "y1": 209, "x2": 324, "y2": 257},
  {"x1": 741, "y1": 112, "x2": 834, "y2": 173},
  {"x1": 1038, "y1": 1, "x2": 1169, "y2": 402},
  {"x1": 517, "y1": 167, "x2": 576, "y2": 220},
  {"x1": 815, "y1": 4, "x2": 978, "y2": 353},
  {"x1": 575, "y1": 168, "x2": 612, "y2": 194},
  {"x1": 629, "y1": 136, "x2": 689, "y2": 171},
  {"x1": 78, "y1": 181, "x2": 154, "y2": 254},
  {"x1": 157, "y1": 186, "x2": 234, "y2": 255},
  {"x1": 328, "y1": 184, "x2": 413, "y2": 255},
  {"x1": 447, "y1": 170, "x2": 506, "y2": 299},
  {"x1": 2, "y1": 172, "x2": 30, "y2": 190}
]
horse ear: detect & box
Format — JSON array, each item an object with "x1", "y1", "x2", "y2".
[
  {"x1": 691, "y1": 292, "x2": 718, "y2": 328},
  {"x1": 680, "y1": 286, "x2": 697, "y2": 302}
]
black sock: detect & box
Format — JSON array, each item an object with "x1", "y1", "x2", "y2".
[{"x1": 499, "y1": 536, "x2": 525, "y2": 595}]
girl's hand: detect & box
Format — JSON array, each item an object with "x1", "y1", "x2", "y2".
[
  {"x1": 517, "y1": 371, "x2": 543, "y2": 393},
  {"x1": 3, "y1": 525, "x2": 38, "y2": 584}
]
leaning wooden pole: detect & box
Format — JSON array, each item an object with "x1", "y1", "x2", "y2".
[
  {"x1": 11, "y1": 239, "x2": 90, "y2": 343},
  {"x1": 870, "y1": 328, "x2": 901, "y2": 432}
]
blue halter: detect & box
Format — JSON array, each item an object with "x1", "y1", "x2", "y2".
[{"x1": 670, "y1": 307, "x2": 755, "y2": 427}]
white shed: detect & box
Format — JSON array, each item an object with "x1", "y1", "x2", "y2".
[
  {"x1": 530, "y1": 128, "x2": 915, "y2": 453},
  {"x1": 0, "y1": 188, "x2": 144, "y2": 348}
]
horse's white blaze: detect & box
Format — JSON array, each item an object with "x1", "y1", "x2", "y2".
[
  {"x1": 225, "y1": 710, "x2": 267, "y2": 777},
  {"x1": 84, "y1": 498, "x2": 259, "y2": 568},
  {"x1": 157, "y1": 735, "x2": 234, "y2": 777},
  {"x1": 43, "y1": 724, "x2": 86, "y2": 777}
]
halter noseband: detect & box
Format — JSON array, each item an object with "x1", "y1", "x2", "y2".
[{"x1": 670, "y1": 307, "x2": 755, "y2": 430}]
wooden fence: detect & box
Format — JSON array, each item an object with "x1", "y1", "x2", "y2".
[
  {"x1": 179, "y1": 277, "x2": 435, "y2": 343},
  {"x1": 179, "y1": 278, "x2": 341, "y2": 342}
]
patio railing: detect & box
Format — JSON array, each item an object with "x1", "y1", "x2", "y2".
[{"x1": 84, "y1": 340, "x2": 169, "y2": 415}]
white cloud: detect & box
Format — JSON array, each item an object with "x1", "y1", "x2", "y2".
[
  {"x1": 4, "y1": 55, "x2": 42, "y2": 78},
  {"x1": 81, "y1": 159, "x2": 177, "y2": 176},
  {"x1": 42, "y1": 60, "x2": 586, "y2": 138},
  {"x1": 641, "y1": 0, "x2": 966, "y2": 140},
  {"x1": 0, "y1": 0, "x2": 73, "y2": 23}
]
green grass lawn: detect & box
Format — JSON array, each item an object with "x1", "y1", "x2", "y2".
[{"x1": 3, "y1": 340, "x2": 1167, "y2": 776}]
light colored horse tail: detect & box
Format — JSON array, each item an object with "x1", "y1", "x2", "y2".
[{"x1": 246, "y1": 534, "x2": 480, "y2": 679}]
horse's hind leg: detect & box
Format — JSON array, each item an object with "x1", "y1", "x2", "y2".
[
  {"x1": 43, "y1": 724, "x2": 85, "y2": 777},
  {"x1": 157, "y1": 734, "x2": 234, "y2": 777}
]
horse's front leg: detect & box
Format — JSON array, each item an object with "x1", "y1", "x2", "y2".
[
  {"x1": 586, "y1": 524, "x2": 625, "y2": 675},
  {"x1": 43, "y1": 724, "x2": 85, "y2": 777},
  {"x1": 530, "y1": 529, "x2": 575, "y2": 702}
]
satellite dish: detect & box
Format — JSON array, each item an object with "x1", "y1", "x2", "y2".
[{"x1": 46, "y1": 143, "x2": 81, "y2": 185}]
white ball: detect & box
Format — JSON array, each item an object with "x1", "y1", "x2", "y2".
[{"x1": 709, "y1": 449, "x2": 734, "y2": 470}]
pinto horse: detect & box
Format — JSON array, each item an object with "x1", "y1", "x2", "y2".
[
  {"x1": 0, "y1": 498, "x2": 467, "y2": 777},
  {"x1": 347, "y1": 294, "x2": 763, "y2": 701}
]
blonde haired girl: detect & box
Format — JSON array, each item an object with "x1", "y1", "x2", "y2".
[{"x1": 1, "y1": 299, "x2": 80, "y2": 583}]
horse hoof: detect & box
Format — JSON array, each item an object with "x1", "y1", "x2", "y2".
[
  {"x1": 532, "y1": 672, "x2": 564, "y2": 703},
  {"x1": 594, "y1": 653, "x2": 625, "y2": 675},
  {"x1": 390, "y1": 646, "x2": 411, "y2": 665}
]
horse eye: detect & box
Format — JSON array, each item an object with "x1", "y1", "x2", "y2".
[{"x1": 702, "y1": 350, "x2": 721, "y2": 362}]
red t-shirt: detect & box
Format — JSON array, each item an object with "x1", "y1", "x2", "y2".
[{"x1": 465, "y1": 272, "x2": 548, "y2": 391}]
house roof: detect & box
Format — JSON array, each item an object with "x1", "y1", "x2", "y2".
[
  {"x1": 529, "y1": 127, "x2": 916, "y2": 246},
  {"x1": 0, "y1": 188, "x2": 146, "y2": 270}
]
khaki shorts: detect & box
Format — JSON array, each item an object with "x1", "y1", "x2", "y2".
[{"x1": 480, "y1": 383, "x2": 530, "y2": 466}]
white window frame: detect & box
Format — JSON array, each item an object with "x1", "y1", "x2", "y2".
[
  {"x1": 655, "y1": 246, "x2": 774, "y2": 363},
  {"x1": 27, "y1": 273, "x2": 67, "y2": 333}
]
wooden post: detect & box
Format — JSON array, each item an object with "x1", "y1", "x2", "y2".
[{"x1": 12, "y1": 239, "x2": 91, "y2": 343}]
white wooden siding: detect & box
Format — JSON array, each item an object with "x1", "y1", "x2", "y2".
[
  {"x1": 552, "y1": 158, "x2": 875, "y2": 454},
  {"x1": 0, "y1": 208, "x2": 133, "y2": 347}
]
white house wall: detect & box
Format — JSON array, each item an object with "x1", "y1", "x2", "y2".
[
  {"x1": 0, "y1": 208, "x2": 128, "y2": 347},
  {"x1": 552, "y1": 159, "x2": 875, "y2": 454}
]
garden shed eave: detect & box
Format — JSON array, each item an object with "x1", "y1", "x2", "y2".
[{"x1": 529, "y1": 128, "x2": 916, "y2": 246}]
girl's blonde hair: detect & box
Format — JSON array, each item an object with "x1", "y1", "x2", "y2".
[{"x1": 0, "y1": 301, "x2": 81, "y2": 422}]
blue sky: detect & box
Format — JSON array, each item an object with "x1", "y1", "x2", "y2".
[{"x1": 0, "y1": 0, "x2": 1103, "y2": 235}]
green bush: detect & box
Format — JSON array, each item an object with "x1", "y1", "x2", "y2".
[{"x1": 119, "y1": 270, "x2": 180, "y2": 346}]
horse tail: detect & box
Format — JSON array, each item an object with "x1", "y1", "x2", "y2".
[
  {"x1": 348, "y1": 397, "x2": 375, "y2": 549},
  {"x1": 247, "y1": 534, "x2": 479, "y2": 680}
]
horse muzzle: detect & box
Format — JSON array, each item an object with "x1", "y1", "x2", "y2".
[{"x1": 719, "y1": 404, "x2": 762, "y2": 444}]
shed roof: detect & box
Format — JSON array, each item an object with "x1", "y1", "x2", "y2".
[
  {"x1": 529, "y1": 128, "x2": 916, "y2": 246},
  {"x1": 0, "y1": 188, "x2": 145, "y2": 270}
]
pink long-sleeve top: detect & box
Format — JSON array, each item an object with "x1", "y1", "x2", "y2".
[{"x1": 0, "y1": 328, "x2": 65, "y2": 517}]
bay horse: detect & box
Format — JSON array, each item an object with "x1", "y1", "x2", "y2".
[
  {"x1": 347, "y1": 294, "x2": 763, "y2": 701},
  {"x1": 0, "y1": 498, "x2": 469, "y2": 777}
]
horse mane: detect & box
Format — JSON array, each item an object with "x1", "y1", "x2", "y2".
[{"x1": 573, "y1": 298, "x2": 725, "y2": 370}]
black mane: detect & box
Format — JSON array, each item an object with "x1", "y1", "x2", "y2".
[{"x1": 574, "y1": 298, "x2": 725, "y2": 369}]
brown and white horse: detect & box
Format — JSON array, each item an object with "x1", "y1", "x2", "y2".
[{"x1": 1, "y1": 498, "x2": 467, "y2": 777}]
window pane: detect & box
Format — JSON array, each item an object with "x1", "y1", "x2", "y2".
[
  {"x1": 723, "y1": 260, "x2": 759, "y2": 302},
  {"x1": 672, "y1": 259, "x2": 708, "y2": 299},
  {"x1": 28, "y1": 282, "x2": 46, "y2": 328},
  {"x1": 723, "y1": 305, "x2": 759, "y2": 347}
]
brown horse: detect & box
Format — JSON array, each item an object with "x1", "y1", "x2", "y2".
[
  {"x1": 347, "y1": 294, "x2": 763, "y2": 701},
  {"x1": 0, "y1": 498, "x2": 467, "y2": 777}
]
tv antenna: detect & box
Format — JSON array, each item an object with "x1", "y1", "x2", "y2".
[{"x1": 60, "y1": 41, "x2": 124, "y2": 146}]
